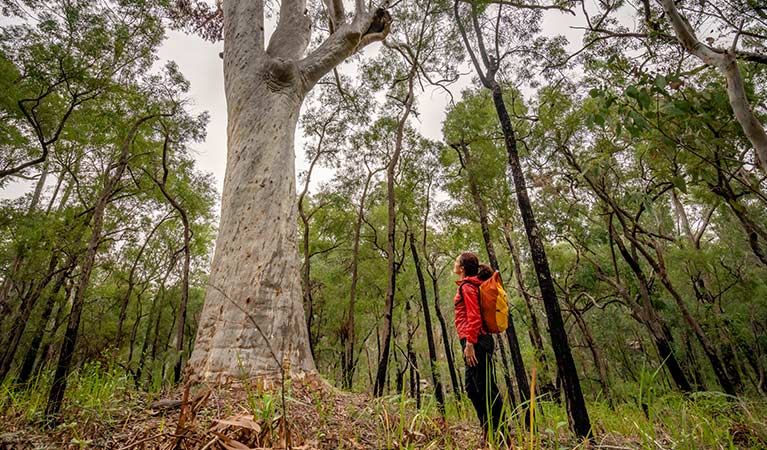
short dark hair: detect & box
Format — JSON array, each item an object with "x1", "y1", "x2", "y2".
[
  {"x1": 459, "y1": 252, "x2": 479, "y2": 276},
  {"x1": 477, "y1": 264, "x2": 493, "y2": 281}
]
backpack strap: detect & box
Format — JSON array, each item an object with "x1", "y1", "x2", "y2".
[
  {"x1": 457, "y1": 281, "x2": 487, "y2": 331},
  {"x1": 456, "y1": 281, "x2": 471, "y2": 305}
]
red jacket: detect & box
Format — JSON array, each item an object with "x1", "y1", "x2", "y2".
[{"x1": 454, "y1": 276, "x2": 485, "y2": 344}]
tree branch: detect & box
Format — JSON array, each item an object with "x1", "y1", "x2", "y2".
[
  {"x1": 659, "y1": 0, "x2": 767, "y2": 173},
  {"x1": 300, "y1": 8, "x2": 392, "y2": 90},
  {"x1": 268, "y1": 0, "x2": 312, "y2": 59}
]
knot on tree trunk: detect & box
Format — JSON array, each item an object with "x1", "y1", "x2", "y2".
[
  {"x1": 363, "y1": 8, "x2": 392, "y2": 37},
  {"x1": 264, "y1": 58, "x2": 300, "y2": 92}
]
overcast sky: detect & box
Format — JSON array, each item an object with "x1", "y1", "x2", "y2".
[
  {"x1": 1, "y1": 6, "x2": 586, "y2": 206},
  {"x1": 154, "y1": 8, "x2": 585, "y2": 198}
]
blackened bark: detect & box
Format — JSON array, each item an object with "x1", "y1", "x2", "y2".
[
  {"x1": 375, "y1": 75, "x2": 415, "y2": 397},
  {"x1": 495, "y1": 335, "x2": 518, "y2": 406},
  {"x1": 298, "y1": 146, "x2": 327, "y2": 358},
  {"x1": 34, "y1": 280, "x2": 72, "y2": 379},
  {"x1": 430, "y1": 273, "x2": 460, "y2": 396},
  {"x1": 458, "y1": 142, "x2": 500, "y2": 268},
  {"x1": 682, "y1": 332, "x2": 707, "y2": 390},
  {"x1": 45, "y1": 115, "x2": 160, "y2": 421},
  {"x1": 405, "y1": 297, "x2": 420, "y2": 407},
  {"x1": 135, "y1": 292, "x2": 158, "y2": 385},
  {"x1": 504, "y1": 311, "x2": 530, "y2": 405},
  {"x1": 710, "y1": 155, "x2": 767, "y2": 265},
  {"x1": 607, "y1": 225, "x2": 694, "y2": 392},
  {"x1": 490, "y1": 85, "x2": 591, "y2": 438},
  {"x1": 502, "y1": 221, "x2": 548, "y2": 370},
  {"x1": 0, "y1": 255, "x2": 58, "y2": 384},
  {"x1": 115, "y1": 215, "x2": 169, "y2": 352},
  {"x1": 457, "y1": 141, "x2": 530, "y2": 407},
  {"x1": 151, "y1": 139, "x2": 192, "y2": 385},
  {"x1": 342, "y1": 166, "x2": 378, "y2": 389},
  {"x1": 647, "y1": 246, "x2": 736, "y2": 396},
  {"x1": 127, "y1": 291, "x2": 145, "y2": 368},
  {"x1": 17, "y1": 263, "x2": 71, "y2": 385},
  {"x1": 409, "y1": 231, "x2": 445, "y2": 412},
  {"x1": 563, "y1": 291, "x2": 610, "y2": 399},
  {"x1": 0, "y1": 257, "x2": 22, "y2": 323}
]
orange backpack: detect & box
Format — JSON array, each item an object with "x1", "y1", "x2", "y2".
[
  {"x1": 459, "y1": 272, "x2": 509, "y2": 334},
  {"x1": 479, "y1": 271, "x2": 509, "y2": 333}
]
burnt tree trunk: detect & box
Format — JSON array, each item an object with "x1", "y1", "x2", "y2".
[
  {"x1": 148, "y1": 136, "x2": 193, "y2": 384},
  {"x1": 115, "y1": 214, "x2": 170, "y2": 352},
  {"x1": 490, "y1": 84, "x2": 590, "y2": 437},
  {"x1": 0, "y1": 255, "x2": 58, "y2": 384},
  {"x1": 17, "y1": 261, "x2": 73, "y2": 385},
  {"x1": 453, "y1": 0, "x2": 590, "y2": 434},
  {"x1": 374, "y1": 75, "x2": 414, "y2": 397},
  {"x1": 430, "y1": 271, "x2": 460, "y2": 396},
  {"x1": 409, "y1": 231, "x2": 445, "y2": 412},
  {"x1": 341, "y1": 165, "x2": 379, "y2": 389},
  {"x1": 501, "y1": 221, "x2": 549, "y2": 372},
  {"x1": 298, "y1": 136, "x2": 333, "y2": 357},
  {"x1": 456, "y1": 140, "x2": 530, "y2": 407},
  {"x1": 46, "y1": 115, "x2": 161, "y2": 421},
  {"x1": 563, "y1": 291, "x2": 610, "y2": 400}
]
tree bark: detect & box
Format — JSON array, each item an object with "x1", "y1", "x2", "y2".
[
  {"x1": 563, "y1": 291, "x2": 610, "y2": 400},
  {"x1": 501, "y1": 221, "x2": 552, "y2": 381},
  {"x1": 148, "y1": 136, "x2": 193, "y2": 384},
  {"x1": 659, "y1": 0, "x2": 767, "y2": 174},
  {"x1": 188, "y1": 0, "x2": 390, "y2": 381},
  {"x1": 341, "y1": 165, "x2": 378, "y2": 389},
  {"x1": 409, "y1": 231, "x2": 445, "y2": 412},
  {"x1": 135, "y1": 290, "x2": 158, "y2": 385},
  {"x1": 430, "y1": 269, "x2": 461, "y2": 396},
  {"x1": 453, "y1": 0, "x2": 590, "y2": 435},
  {"x1": 491, "y1": 84, "x2": 591, "y2": 437},
  {"x1": 46, "y1": 115, "x2": 159, "y2": 421},
  {"x1": 710, "y1": 159, "x2": 767, "y2": 266},
  {"x1": 17, "y1": 262, "x2": 72, "y2": 385},
  {"x1": 374, "y1": 74, "x2": 415, "y2": 397},
  {"x1": 456, "y1": 140, "x2": 530, "y2": 407},
  {"x1": 298, "y1": 142, "x2": 328, "y2": 357},
  {"x1": 606, "y1": 224, "x2": 694, "y2": 392},
  {"x1": 638, "y1": 240, "x2": 737, "y2": 396},
  {"x1": 115, "y1": 214, "x2": 170, "y2": 352},
  {"x1": 0, "y1": 255, "x2": 58, "y2": 384}
]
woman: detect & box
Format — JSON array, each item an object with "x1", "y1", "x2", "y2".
[{"x1": 453, "y1": 252, "x2": 503, "y2": 442}]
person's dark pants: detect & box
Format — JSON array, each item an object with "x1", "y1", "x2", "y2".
[{"x1": 461, "y1": 334, "x2": 504, "y2": 436}]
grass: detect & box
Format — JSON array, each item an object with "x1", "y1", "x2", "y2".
[{"x1": 1, "y1": 365, "x2": 766, "y2": 449}]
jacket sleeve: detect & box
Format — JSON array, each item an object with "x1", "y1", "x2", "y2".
[{"x1": 462, "y1": 284, "x2": 482, "y2": 344}]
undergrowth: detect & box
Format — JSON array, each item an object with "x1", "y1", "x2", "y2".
[{"x1": 1, "y1": 366, "x2": 766, "y2": 449}]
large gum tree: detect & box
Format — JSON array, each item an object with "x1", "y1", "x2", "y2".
[{"x1": 185, "y1": 0, "x2": 391, "y2": 381}]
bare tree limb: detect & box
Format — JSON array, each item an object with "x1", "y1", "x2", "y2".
[{"x1": 659, "y1": 0, "x2": 767, "y2": 173}]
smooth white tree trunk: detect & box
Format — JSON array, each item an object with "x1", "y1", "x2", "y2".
[
  {"x1": 186, "y1": 0, "x2": 390, "y2": 382},
  {"x1": 188, "y1": 76, "x2": 315, "y2": 381}
]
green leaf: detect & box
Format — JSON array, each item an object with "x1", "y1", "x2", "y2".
[
  {"x1": 673, "y1": 99, "x2": 692, "y2": 113},
  {"x1": 594, "y1": 114, "x2": 605, "y2": 126},
  {"x1": 666, "y1": 105, "x2": 686, "y2": 117},
  {"x1": 637, "y1": 89, "x2": 652, "y2": 110},
  {"x1": 625, "y1": 85, "x2": 639, "y2": 99},
  {"x1": 672, "y1": 175, "x2": 687, "y2": 193},
  {"x1": 589, "y1": 88, "x2": 600, "y2": 98}
]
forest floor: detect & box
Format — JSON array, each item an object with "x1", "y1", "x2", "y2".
[{"x1": 1, "y1": 370, "x2": 766, "y2": 450}]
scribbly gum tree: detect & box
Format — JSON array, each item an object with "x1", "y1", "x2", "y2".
[{"x1": 184, "y1": 0, "x2": 391, "y2": 381}]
